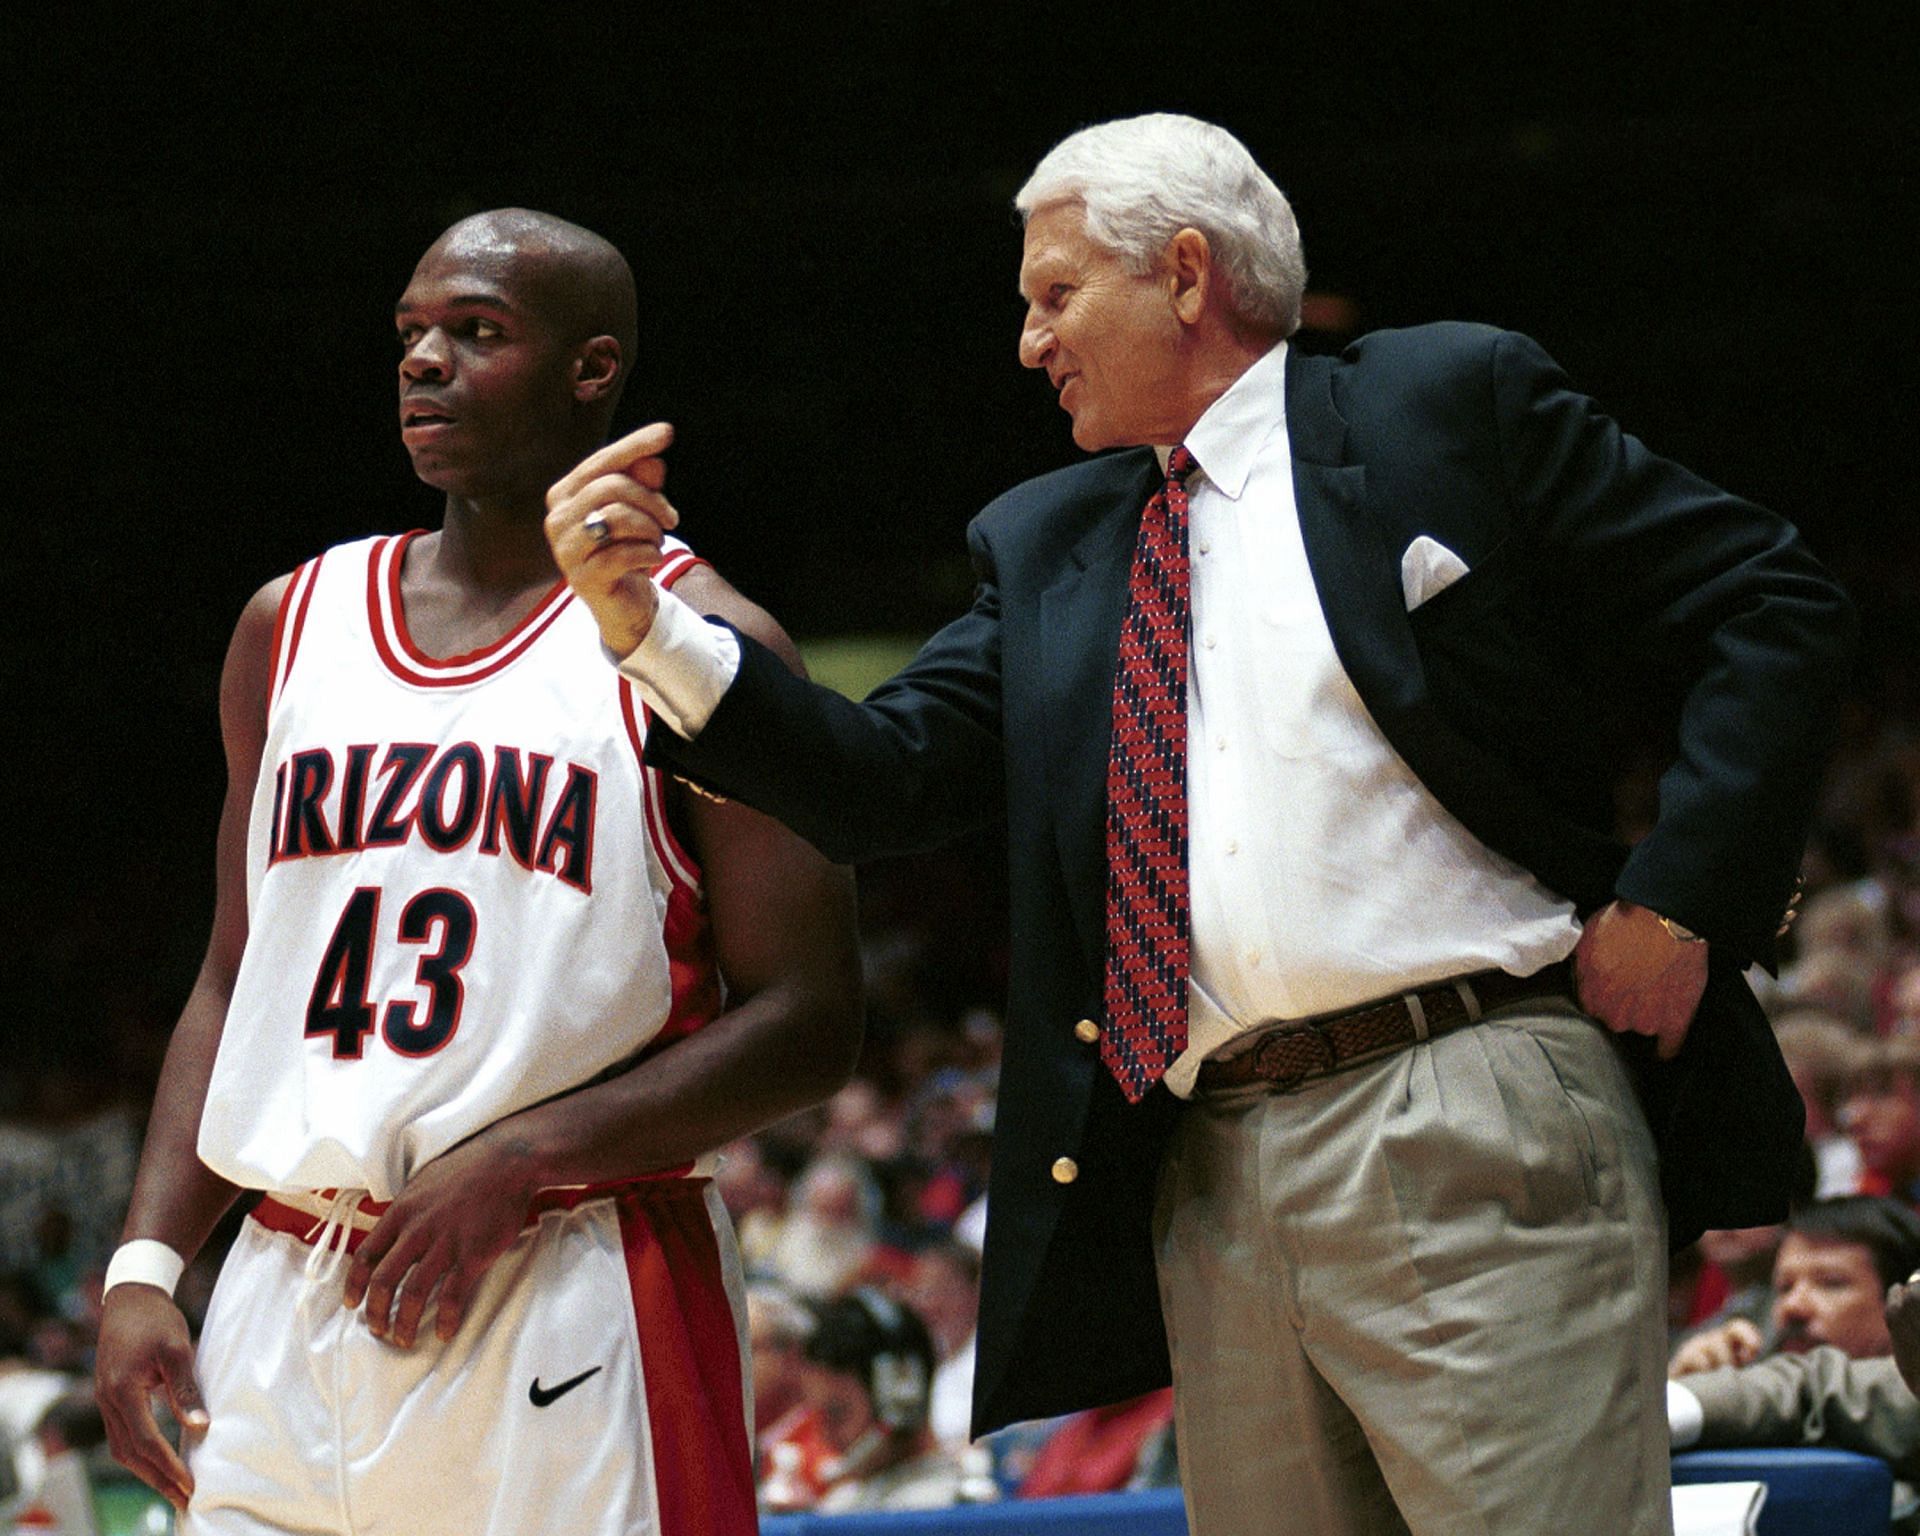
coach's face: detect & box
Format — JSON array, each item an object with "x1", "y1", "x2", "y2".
[{"x1": 1018, "y1": 201, "x2": 1190, "y2": 452}]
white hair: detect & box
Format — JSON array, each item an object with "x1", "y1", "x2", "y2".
[{"x1": 1015, "y1": 113, "x2": 1307, "y2": 337}]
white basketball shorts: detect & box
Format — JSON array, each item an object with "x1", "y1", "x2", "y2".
[{"x1": 181, "y1": 1179, "x2": 756, "y2": 1536}]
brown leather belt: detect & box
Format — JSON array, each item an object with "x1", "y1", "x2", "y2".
[{"x1": 1192, "y1": 960, "x2": 1576, "y2": 1096}]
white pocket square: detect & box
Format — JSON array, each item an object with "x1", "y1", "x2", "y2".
[{"x1": 1400, "y1": 534, "x2": 1471, "y2": 611}]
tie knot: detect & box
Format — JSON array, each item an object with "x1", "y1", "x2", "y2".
[{"x1": 1166, "y1": 445, "x2": 1197, "y2": 487}]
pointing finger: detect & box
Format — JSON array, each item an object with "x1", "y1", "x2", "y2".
[{"x1": 550, "y1": 422, "x2": 675, "y2": 504}]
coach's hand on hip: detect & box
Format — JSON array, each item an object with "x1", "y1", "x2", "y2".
[
  {"x1": 1574, "y1": 899, "x2": 1709, "y2": 1061},
  {"x1": 546, "y1": 421, "x2": 680, "y2": 657}
]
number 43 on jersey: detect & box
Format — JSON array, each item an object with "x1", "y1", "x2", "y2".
[{"x1": 306, "y1": 886, "x2": 475, "y2": 1059}]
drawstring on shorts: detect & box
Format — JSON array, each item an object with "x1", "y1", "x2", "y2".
[{"x1": 301, "y1": 1188, "x2": 367, "y2": 1293}]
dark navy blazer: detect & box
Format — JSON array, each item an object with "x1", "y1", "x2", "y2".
[{"x1": 649, "y1": 324, "x2": 1855, "y2": 1434}]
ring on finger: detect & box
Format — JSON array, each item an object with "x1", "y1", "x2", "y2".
[{"x1": 583, "y1": 509, "x2": 612, "y2": 544}]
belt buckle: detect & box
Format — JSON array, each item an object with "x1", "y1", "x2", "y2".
[{"x1": 1251, "y1": 1018, "x2": 1338, "y2": 1092}]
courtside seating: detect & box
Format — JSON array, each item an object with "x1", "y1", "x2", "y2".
[{"x1": 766, "y1": 1451, "x2": 1896, "y2": 1535}]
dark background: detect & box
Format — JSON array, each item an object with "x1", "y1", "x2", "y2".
[{"x1": 5, "y1": 4, "x2": 1915, "y2": 1109}]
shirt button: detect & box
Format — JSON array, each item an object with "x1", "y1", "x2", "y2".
[
  {"x1": 1197, "y1": 540, "x2": 1211, "y2": 555},
  {"x1": 1203, "y1": 633, "x2": 1217, "y2": 649},
  {"x1": 1225, "y1": 840, "x2": 1239, "y2": 855},
  {"x1": 1215, "y1": 736, "x2": 1228, "y2": 752},
  {"x1": 1074, "y1": 1019, "x2": 1101, "y2": 1044},
  {"x1": 1051, "y1": 1157, "x2": 1080, "y2": 1185}
]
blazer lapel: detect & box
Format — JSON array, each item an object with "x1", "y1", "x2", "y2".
[
  {"x1": 1284, "y1": 347, "x2": 1622, "y2": 905},
  {"x1": 1040, "y1": 452, "x2": 1161, "y2": 978},
  {"x1": 1285, "y1": 349, "x2": 1428, "y2": 724}
]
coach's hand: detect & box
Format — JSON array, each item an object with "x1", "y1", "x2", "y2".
[
  {"x1": 1574, "y1": 899, "x2": 1708, "y2": 1062},
  {"x1": 97, "y1": 1285, "x2": 208, "y2": 1510},
  {"x1": 546, "y1": 422, "x2": 680, "y2": 658},
  {"x1": 344, "y1": 1131, "x2": 542, "y2": 1349}
]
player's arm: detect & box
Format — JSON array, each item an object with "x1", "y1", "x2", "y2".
[
  {"x1": 346, "y1": 573, "x2": 862, "y2": 1348},
  {"x1": 96, "y1": 576, "x2": 283, "y2": 1510}
]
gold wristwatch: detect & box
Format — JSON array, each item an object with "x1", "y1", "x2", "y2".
[{"x1": 1655, "y1": 913, "x2": 1706, "y2": 945}]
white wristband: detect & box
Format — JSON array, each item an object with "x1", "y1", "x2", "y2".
[{"x1": 103, "y1": 1239, "x2": 187, "y2": 1299}]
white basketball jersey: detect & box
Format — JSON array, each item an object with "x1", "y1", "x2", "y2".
[{"x1": 200, "y1": 532, "x2": 719, "y2": 1199}]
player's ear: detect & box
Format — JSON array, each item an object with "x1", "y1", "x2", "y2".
[{"x1": 573, "y1": 336, "x2": 621, "y2": 404}]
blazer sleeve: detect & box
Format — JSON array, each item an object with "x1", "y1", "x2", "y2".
[
  {"x1": 642, "y1": 525, "x2": 1007, "y2": 866},
  {"x1": 1489, "y1": 330, "x2": 1856, "y2": 965},
  {"x1": 1688, "y1": 1349, "x2": 1920, "y2": 1478}
]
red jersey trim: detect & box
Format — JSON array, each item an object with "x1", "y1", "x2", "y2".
[
  {"x1": 365, "y1": 532, "x2": 575, "y2": 688},
  {"x1": 654, "y1": 548, "x2": 705, "y2": 588},
  {"x1": 621, "y1": 680, "x2": 702, "y2": 894},
  {"x1": 269, "y1": 556, "x2": 323, "y2": 711},
  {"x1": 620, "y1": 678, "x2": 720, "y2": 1053}
]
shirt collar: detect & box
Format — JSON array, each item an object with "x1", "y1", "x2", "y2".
[{"x1": 1153, "y1": 340, "x2": 1289, "y2": 498}]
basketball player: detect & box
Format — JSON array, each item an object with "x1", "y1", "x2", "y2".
[{"x1": 92, "y1": 210, "x2": 862, "y2": 1536}]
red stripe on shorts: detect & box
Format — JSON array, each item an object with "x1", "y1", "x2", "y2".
[{"x1": 618, "y1": 1181, "x2": 757, "y2": 1536}]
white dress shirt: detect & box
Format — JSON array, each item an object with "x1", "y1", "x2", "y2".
[
  {"x1": 1160, "y1": 340, "x2": 1579, "y2": 1093},
  {"x1": 622, "y1": 341, "x2": 1580, "y2": 1099}
]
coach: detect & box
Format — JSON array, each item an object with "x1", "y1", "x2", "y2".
[{"x1": 549, "y1": 114, "x2": 1853, "y2": 1535}]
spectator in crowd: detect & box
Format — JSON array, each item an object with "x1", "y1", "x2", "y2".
[
  {"x1": 1672, "y1": 1196, "x2": 1920, "y2": 1375},
  {"x1": 905, "y1": 1070, "x2": 995, "y2": 1230},
  {"x1": 1895, "y1": 965, "x2": 1920, "y2": 1037},
  {"x1": 1776, "y1": 1011, "x2": 1868, "y2": 1197},
  {"x1": 1676, "y1": 1225, "x2": 1788, "y2": 1345},
  {"x1": 802, "y1": 1289, "x2": 994, "y2": 1513},
  {"x1": 1769, "y1": 949, "x2": 1881, "y2": 1033},
  {"x1": 27, "y1": 1211, "x2": 81, "y2": 1324},
  {"x1": 904, "y1": 1238, "x2": 981, "y2": 1449},
  {"x1": 818, "y1": 1081, "x2": 908, "y2": 1164},
  {"x1": 715, "y1": 1136, "x2": 794, "y2": 1277},
  {"x1": 1844, "y1": 1039, "x2": 1920, "y2": 1203},
  {"x1": 1667, "y1": 1343, "x2": 1920, "y2": 1530},
  {"x1": 1663, "y1": 1270, "x2": 1920, "y2": 1533},
  {"x1": 747, "y1": 1283, "x2": 833, "y2": 1513},
  {"x1": 1016, "y1": 1388, "x2": 1178, "y2": 1500},
  {"x1": 766, "y1": 1153, "x2": 884, "y2": 1295},
  {"x1": 1794, "y1": 884, "x2": 1891, "y2": 970},
  {"x1": 1872, "y1": 837, "x2": 1920, "y2": 1030}
]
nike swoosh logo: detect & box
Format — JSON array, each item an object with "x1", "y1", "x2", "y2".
[{"x1": 528, "y1": 1366, "x2": 603, "y2": 1407}]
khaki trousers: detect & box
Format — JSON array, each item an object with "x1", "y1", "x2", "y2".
[{"x1": 1153, "y1": 1000, "x2": 1672, "y2": 1536}]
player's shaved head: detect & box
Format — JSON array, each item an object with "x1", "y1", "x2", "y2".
[{"x1": 423, "y1": 208, "x2": 639, "y2": 418}]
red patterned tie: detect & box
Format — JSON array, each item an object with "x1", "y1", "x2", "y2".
[{"x1": 1102, "y1": 446, "x2": 1196, "y2": 1102}]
